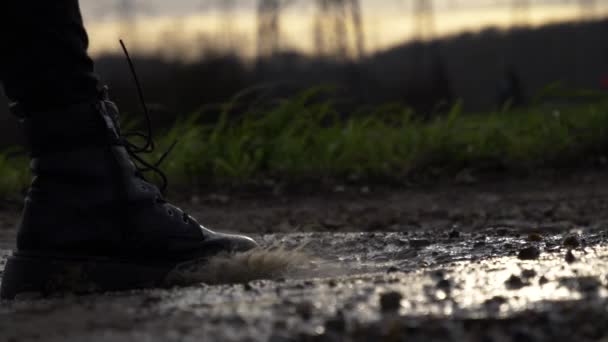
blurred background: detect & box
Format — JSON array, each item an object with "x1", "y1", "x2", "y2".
[{"x1": 1, "y1": 0, "x2": 608, "y2": 146}]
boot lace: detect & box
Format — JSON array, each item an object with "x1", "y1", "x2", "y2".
[{"x1": 118, "y1": 40, "x2": 177, "y2": 195}]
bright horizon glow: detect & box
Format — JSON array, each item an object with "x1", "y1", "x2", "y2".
[{"x1": 84, "y1": 3, "x2": 608, "y2": 60}]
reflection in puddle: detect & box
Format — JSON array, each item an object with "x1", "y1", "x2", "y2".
[
  {"x1": 2, "y1": 233, "x2": 608, "y2": 341},
  {"x1": 371, "y1": 246, "x2": 608, "y2": 319}
]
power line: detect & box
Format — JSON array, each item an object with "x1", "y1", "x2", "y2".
[
  {"x1": 511, "y1": 0, "x2": 531, "y2": 27},
  {"x1": 313, "y1": 0, "x2": 366, "y2": 59},
  {"x1": 412, "y1": 0, "x2": 435, "y2": 42},
  {"x1": 257, "y1": 0, "x2": 291, "y2": 57},
  {"x1": 579, "y1": 0, "x2": 597, "y2": 20},
  {"x1": 106, "y1": 0, "x2": 153, "y2": 48}
]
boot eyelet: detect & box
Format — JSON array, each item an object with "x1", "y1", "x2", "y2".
[{"x1": 167, "y1": 209, "x2": 174, "y2": 216}]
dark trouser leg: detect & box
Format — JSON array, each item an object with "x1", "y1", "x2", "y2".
[
  {"x1": 0, "y1": 0, "x2": 258, "y2": 300},
  {"x1": 0, "y1": 0, "x2": 100, "y2": 110}
]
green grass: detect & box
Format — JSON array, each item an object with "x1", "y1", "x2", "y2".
[
  {"x1": 151, "y1": 87, "x2": 608, "y2": 187},
  {"x1": 0, "y1": 149, "x2": 29, "y2": 199},
  {"x1": 2, "y1": 86, "x2": 608, "y2": 197}
]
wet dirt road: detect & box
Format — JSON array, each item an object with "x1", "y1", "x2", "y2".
[
  {"x1": 2, "y1": 228, "x2": 608, "y2": 342},
  {"x1": 3, "y1": 171, "x2": 608, "y2": 341}
]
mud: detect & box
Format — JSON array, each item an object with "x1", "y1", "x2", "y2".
[{"x1": 3, "y1": 170, "x2": 608, "y2": 341}]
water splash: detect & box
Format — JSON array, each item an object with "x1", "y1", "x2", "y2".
[{"x1": 164, "y1": 246, "x2": 323, "y2": 286}]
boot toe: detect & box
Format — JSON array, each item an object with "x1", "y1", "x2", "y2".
[
  {"x1": 215, "y1": 233, "x2": 259, "y2": 253},
  {"x1": 200, "y1": 226, "x2": 259, "y2": 255}
]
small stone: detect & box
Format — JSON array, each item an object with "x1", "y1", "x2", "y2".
[
  {"x1": 448, "y1": 230, "x2": 460, "y2": 239},
  {"x1": 431, "y1": 270, "x2": 445, "y2": 279},
  {"x1": 565, "y1": 250, "x2": 576, "y2": 264},
  {"x1": 296, "y1": 301, "x2": 314, "y2": 320},
  {"x1": 484, "y1": 295, "x2": 507, "y2": 307},
  {"x1": 269, "y1": 334, "x2": 291, "y2": 342},
  {"x1": 207, "y1": 194, "x2": 230, "y2": 204},
  {"x1": 436, "y1": 279, "x2": 451, "y2": 290},
  {"x1": 409, "y1": 239, "x2": 432, "y2": 248},
  {"x1": 455, "y1": 168, "x2": 477, "y2": 184},
  {"x1": 325, "y1": 312, "x2": 346, "y2": 332},
  {"x1": 386, "y1": 266, "x2": 399, "y2": 274},
  {"x1": 506, "y1": 275, "x2": 526, "y2": 290},
  {"x1": 539, "y1": 276, "x2": 549, "y2": 285},
  {"x1": 578, "y1": 277, "x2": 601, "y2": 293},
  {"x1": 380, "y1": 291, "x2": 403, "y2": 313},
  {"x1": 496, "y1": 228, "x2": 510, "y2": 236},
  {"x1": 518, "y1": 246, "x2": 541, "y2": 260},
  {"x1": 563, "y1": 235, "x2": 580, "y2": 249},
  {"x1": 473, "y1": 241, "x2": 486, "y2": 248},
  {"x1": 521, "y1": 269, "x2": 537, "y2": 278},
  {"x1": 322, "y1": 218, "x2": 345, "y2": 229},
  {"x1": 512, "y1": 330, "x2": 535, "y2": 342},
  {"x1": 14, "y1": 292, "x2": 43, "y2": 301},
  {"x1": 528, "y1": 233, "x2": 543, "y2": 242}
]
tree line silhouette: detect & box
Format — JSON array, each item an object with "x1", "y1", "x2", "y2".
[
  {"x1": 103, "y1": 0, "x2": 603, "y2": 59},
  {"x1": 1, "y1": 9, "x2": 607, "y2": 147}
]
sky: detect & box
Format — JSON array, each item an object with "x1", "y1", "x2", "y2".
[{"x1": 79, "y1": 0, "x2": 608, "y2": 59}]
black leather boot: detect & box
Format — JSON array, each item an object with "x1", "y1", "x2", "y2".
[{"x1": 0, "y1": 90, "x2": 258, "y2": 299}]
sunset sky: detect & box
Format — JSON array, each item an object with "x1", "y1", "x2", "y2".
[{"x1": 79, "y1": 0, "x2": 608, "y2": 59}]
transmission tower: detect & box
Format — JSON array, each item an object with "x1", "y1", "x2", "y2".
[
  {"x1": 412, "y1": 0, "x2": 435, "y2": 42},
  {"x1": 313, "y1": 0, "x2": 365, "y2": 59},
  {"x1": 199, "y1": 0, "x2": 239, "y2": 50},
  {"x1": 94, "y1": 0, "x2": 152, "y2": 49},
  {"x1": 257, "y1": 0, "x2": 292, "y2": 57},
  {"x1": 217, "y1": 0, "x2": 238, "y2": 33},
  {"x1": 350, "y1": 0, "x2": 365, "y2": 59},
  {"x1": 579, "y1": 0, "x2": 597, "y2": 20},
  {"x1": 511, "y1": 0, "x2": 531, "y2": 28}
]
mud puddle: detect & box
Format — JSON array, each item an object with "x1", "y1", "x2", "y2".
[{"x1": 2, "y1": 227, "x2": 608, "y2": 341}]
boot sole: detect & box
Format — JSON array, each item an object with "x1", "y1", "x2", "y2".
[{"x1": 0, "y1": 252, "x2": 177, "y2": 300}]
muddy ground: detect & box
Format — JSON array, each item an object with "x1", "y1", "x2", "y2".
[{"x1": 3, "y1": 170, "x2": 608, "y2": 341}]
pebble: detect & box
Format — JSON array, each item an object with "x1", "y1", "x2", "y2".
[
  {"x1": 296, "y1": 301, "x2": 314, "y2": 320},
  {"x1": 14, "y1": 292, "x2": 43, "y2": 301},
  {"x1": 473, "y1": 241, "x2": 486, "y2": 248},
  {"x1": 485, "y1": 296, "x2": 507, "y2": 305},
  {"x1": 496, "y1": 228, "x2": 511, "y2": 236},
  {"x1": 506, "y1": 275, "x2": 526, "y2": 290},
  {"x1": 563, "y1": 235, "x2": 580, "y2": 249},
  {"x1": 448, "y1": 230, "x2": 461, "y2": 239},
  {"x1": 518, "y1": 246, "x2": 541, "y2": 260},
  {"x1": 409, "y1": 239, "x2": 432, "y2": 248},
  {"x1": 565, "y1": 250, "x2": 576, "y2": 264},
  {"x1": 436, "y1": 279, "x2": 451, "y2": 290},
  {"x1": 432, "y1": 270, "x2": 446, "y2": 279},
  {"x1": 386, "y1": 266, "x2": 400, "y2": 274},
  {"x1": 380, "y1": 291, "x2": 403, "y2": 313},
  {"x1": 528, "y1": 233, "x2": 543, "y2": 242},
  {"x1": 578, "y1": 277, "x2": 601, "y2": 293},
  {"x1": 521, "y1": 269, "x2": 537, "y2": 278},
  {"x1": 269, "y1": 334, "x2": 291, "y2": 342},
  {"x1": 325, "y1": 312, "x2": 346, "y2": 332}
]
